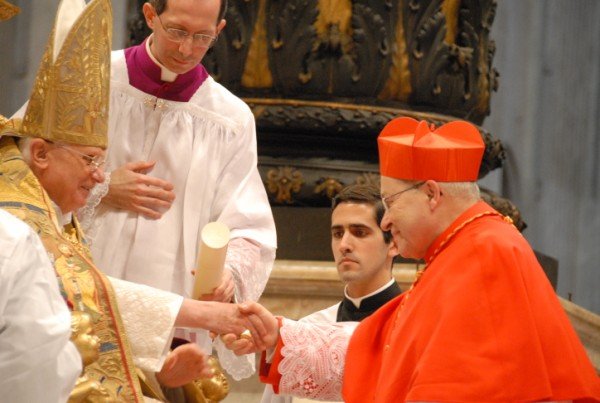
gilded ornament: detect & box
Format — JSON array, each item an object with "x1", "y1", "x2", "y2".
[
  {"x1": 314, "y1": 177, "x2": 343, "y2": 199},
  {"x1": 378, "y1": 2, "x2": 412, "y2": 102},
  {"x1": 241, "y1": 0, "x2": 273, "y2": 88},
  {"x1": 198, "y1": 356, "x2": 229, "y2": 402},
  {"x1": 0, "y1": 0, "x2": 19, "y2": 21},
  {"x1": 441, "y1": 0, "x2": 460, "y2": 44},
  {"x1": 266, "y1": 166, "x2": 304, "y2": 204},
  {"x1": 68, "y1": 311, "x2": 113, "y2": 403}
]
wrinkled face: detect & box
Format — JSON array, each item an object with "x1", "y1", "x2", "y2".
[
  {"x1": 331, "y1": 203, "x2": 396, "y2": 291},
  {"x1": 380, "y1": 176, "x2": 431, "y2": 259},
  {"x1": 42, "y1": 143, "x2": 106, "y2": 213},
  {"x1": 144, "y1": 0, "x2": 225, "y2": 74}
]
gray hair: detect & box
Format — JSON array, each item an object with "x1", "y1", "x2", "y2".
[
  {"x1": 438, "y1": 181, "x2": 481, "y2": 201},
  {"x1": 16, "y1": 137, "x2": 32, "y2": 164}
]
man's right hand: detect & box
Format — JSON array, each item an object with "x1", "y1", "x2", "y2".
[
  {"x1": 102, "y1": 161, "x2": 175, "y2": 219},
  {"x1": 221, "y1": 302, "x2": 280, "y2": 355}
]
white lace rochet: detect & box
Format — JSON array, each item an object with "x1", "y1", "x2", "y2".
[{"x1": 277, "y1": 319, "x2": 358, "y2": 401}]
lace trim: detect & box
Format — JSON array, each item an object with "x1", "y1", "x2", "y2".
[
  {"x1": 226, "y1": 237, "x2": 270, "y2": 302},
  {"x1": 78, "y1": 171, "x2": 111, "y2": 244},
  {"x1": 213, "y1": 337, "x2": 256, "y2": 381},
  {"x1": 278, "y1": 319, "x2": 358, "y2": 401}
]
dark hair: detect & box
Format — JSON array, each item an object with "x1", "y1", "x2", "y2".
[
  {"x1": 148, "y1": 0, "x2": 228, "y2": 22},
  {"x1": 331, "y1": 184, "x2": 392, "y2": 243}
]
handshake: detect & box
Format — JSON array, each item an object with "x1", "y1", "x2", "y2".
[
  {"x1": 181, "y1": 299, "x2": 281, "y2": 355},
  {"x1": 219, "y1": 302, "x2": 281, "y2": 355},
  {"x1": 157, "y1": 300, "x2": 281, "y2": 388}
]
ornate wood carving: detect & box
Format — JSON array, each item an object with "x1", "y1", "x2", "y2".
[
  {"x1": 314, "y1": 177, "x2": 344, "y2": 199},
  {"x1": 404, "y1": 0, "x2": 498, "y2": 122},
  {"x1": 205, "y1": 0, "x2": 259, "y2": 86},
  {"x1": 266, "y1": 166, "x2": 304, "y2": 204},
  {"x1": 260, "y1": 156, "x2": 378, "y2": 207},
  {"x1": 250, "y1": 98, "x2": 505, "y2": 178},
  {"x1": 128, "y1": 0, "x2": 499, "y2": 123},
  {"x1": 261, "y1": 159, "x2": 524, "y2": 230},
  {"x1": 126, "y1": 0, "x2": 518, "y2": 222}
]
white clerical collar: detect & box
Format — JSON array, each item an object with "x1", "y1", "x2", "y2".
[
  {"x1": 51, "y1": 201, "x2": 73, "y2": 227},
  {"x1": 146, "y1": 34, "x2": 178, "y2": 82},
  {"x1": 344, "y1": 278, "x2": 396, "y2": 309}
]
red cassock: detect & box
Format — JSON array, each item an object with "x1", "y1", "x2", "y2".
[{"x1": 344, "y1": 201, "x2": 600, "y2": 402}]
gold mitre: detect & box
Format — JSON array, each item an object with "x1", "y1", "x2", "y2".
[
  {"x1": 0, "y1": 0, "x2": 18, "y2": 139},
  {"x1": 2, "y1": 0, "x2": 112, "y2": 148},
  {"x1": 0, "y1": 0, "x2": 20, "y2": 21}
]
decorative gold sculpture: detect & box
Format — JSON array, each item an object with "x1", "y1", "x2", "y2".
[
  {"x1": 182, "y1": 355, "x2": 230, "y2": 403},
  {"x1": 199, "y1": 356, "x2": 230, "y2": 402},
  {"x1": 314, "y1": 177, "x2": 343, "y2": 199},
  {"x1": 68, "y1": 311, "x2": 112, "y2": 403},
  {"x1": 0, "y1": 0, "x2": 19, "y2": 21},
  {"x1": 266, "y1": 166, "x2": 304, "y2": 203}
]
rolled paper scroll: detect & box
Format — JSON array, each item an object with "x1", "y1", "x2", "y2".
[{"x1": 192, "y1": 222, "x2": 230, "y2": 299}]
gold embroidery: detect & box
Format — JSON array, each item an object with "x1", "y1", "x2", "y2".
[
  {"x1": 0, "y1": 137, "x2": 144, "y2": 402},
  {"x1": 0, "y1": 0, "x2": 111, "y2": 148}
]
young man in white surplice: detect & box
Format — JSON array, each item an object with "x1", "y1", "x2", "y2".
[{"x1": 261, "y1": 184, "x2": 400, "y2": 403}]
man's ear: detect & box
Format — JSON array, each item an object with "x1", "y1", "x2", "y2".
[
  {"x1": 29, "y1": 138, "x2": 51, "y2": 171},
  {"x1": 423, "y1": 180, "x2": 443, "y2": 209},
  {"x1": 387, "y1": 237, "x2": 399, "y2": 259},
  {"x1": 216, "y1": 19, "x2": 226, "y2": 35},
  {"x1": 142, "y1": 2, "x2": 156, "y2": 30}
]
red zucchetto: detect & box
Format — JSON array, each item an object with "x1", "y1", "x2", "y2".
[{"x1": 378, "y1": 117, "x2": 485, "y2": 182}]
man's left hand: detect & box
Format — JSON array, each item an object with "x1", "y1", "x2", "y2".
[
  {"x1": 200, "y1": 267, "x2": 235, "y2": 302},
  {"x1": 156, "y1": 343, "x2": 211, "y2": 388}
]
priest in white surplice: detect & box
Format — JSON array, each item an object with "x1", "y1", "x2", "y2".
[
  {"x1": 261, "y1": 184, "x2": 401, "y2": 403},
  {"x1": 81, "y1": 0, "x2": 276, "y2": 379}
]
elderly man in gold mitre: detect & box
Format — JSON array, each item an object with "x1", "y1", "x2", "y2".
[{"x1": 0, "y1": 0, "x2": 244, "y2": 401}]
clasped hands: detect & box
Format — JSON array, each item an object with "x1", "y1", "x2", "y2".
[
  {"x1": 158, "y1": 301, "x2": 278, "y2": 388},
  {"x1": 218, "y1": 302, "x2": 280, "y2": 356}
]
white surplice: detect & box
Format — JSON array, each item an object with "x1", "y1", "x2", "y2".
[
  {"x1": 86, "y1": 50, "x2": 277, "y2": 379},
  {"x1": 0, "y1": 209, "x2": 81, "y2": 403}
]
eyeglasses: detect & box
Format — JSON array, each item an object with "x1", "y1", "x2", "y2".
[
  {"x1": 56, "y1": 145, "x2": 106, "y2": 172},
  {"x1": 155, "y1": 14, "x2": 217, "y2": 48},
  {"x1": 381, "y1": 182, "x2": 425, "y2": 210}
]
